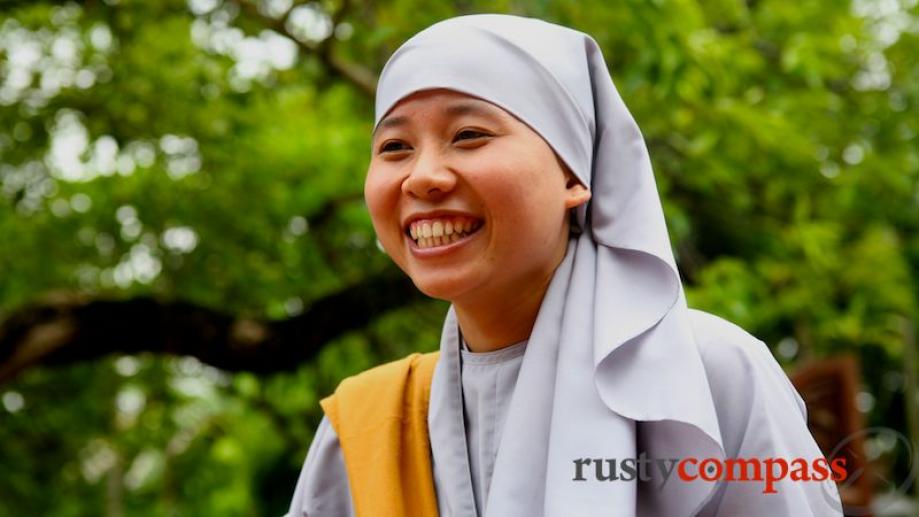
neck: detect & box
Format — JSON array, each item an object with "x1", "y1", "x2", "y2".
[
  {"x1": 451, "y1": 225, "x2": 573, "y2": 353},
  {"x1": 453, "y1": 268, "x2": 553, "y2": 353},
  {"x1": 453, "y1": 226, "x2": 569, "y2": 352}
]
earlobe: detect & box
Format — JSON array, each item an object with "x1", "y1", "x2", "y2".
[
  {"x1": 561, "y1": 165, "x2": 590, "y2": 209},
  {"x1": 564, "y1": 183, "x2": 591, "y2": 210}
]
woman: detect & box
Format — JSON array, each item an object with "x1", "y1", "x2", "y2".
[{"x1": 287, "y1": 13, "x2": 844, "y2": 517}]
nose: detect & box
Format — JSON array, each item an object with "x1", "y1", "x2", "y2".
[{"x1": 401, "y1": 148, "x2": 457, "y2": 200}]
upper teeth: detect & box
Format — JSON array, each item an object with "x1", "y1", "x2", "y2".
[{"x1": 408, "y1": 217, "x2": 481, "y2": 248}]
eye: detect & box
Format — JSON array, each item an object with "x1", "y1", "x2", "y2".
[
  {"x1": 454, "y1": 129, "x2": 489, "y2": 142},
  {"x1": 378, "y1": 140, "x2": 409, "y2": 154}
]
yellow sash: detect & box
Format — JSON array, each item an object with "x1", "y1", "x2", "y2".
[{"x1": 319, "y1": 351, "x2": 441, "y2": 517}]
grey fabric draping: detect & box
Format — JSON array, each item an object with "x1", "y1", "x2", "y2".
[{"x1": 375, "y1": 14, "x2": 721, "y2": 516}]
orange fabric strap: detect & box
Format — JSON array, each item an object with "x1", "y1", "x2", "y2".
[{"x1": 320, "y1": 351, "x2": 441, "y2": 517}]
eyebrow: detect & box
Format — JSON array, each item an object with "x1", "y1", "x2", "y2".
[
  {"x1": 373, "y1": 101, "x2": 502, "y2": 138},
  {"x1": 443, "y1": 101, "x2": 503, "y2": 121}
]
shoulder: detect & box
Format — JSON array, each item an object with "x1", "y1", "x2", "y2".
[
  {"x1": 687, "y1": 309, "x2": 797, "y2": 404},
  {"x1": 687, "y1": 308, "x2": 767, "y2": 365},
  {"x1": 334, "y1": 351, "x2": 440, "y2": 393},
  {"x1": 320, "y1": 351, "x2": 440, "y2": 427},
  {"x1": 286, "y1": 415, "x2": 354, "y2": 517},
  {"x1": 685, "y1": 310, "x2": 844, "y2": 514},
  {"x1": 686, "y1": 308, "x2": 802, "y2": 406},
  {"x1": 686, "y1": 309, "x2": 808, "y2": 447}
]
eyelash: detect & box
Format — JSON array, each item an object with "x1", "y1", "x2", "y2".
[
  {"x1": 455, "y1": 129, "x2": 487, "y2": 141},
  {"x1": 378, "y1": 129, "x2": 489, "y2": 154}
]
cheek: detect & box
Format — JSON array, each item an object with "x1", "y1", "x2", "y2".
[
  {"x1": 478, "y1": 174, "x2": 567, "y2": 252},
  {"x1": 364, "y1": 169, "x2": 400, "y2": 231},
  {"x1": 486, "y1": 192, "x2": 560, "y2": 245},
  {"x1": 481, "y1": 161, "x2": 565, "y2": 221}
]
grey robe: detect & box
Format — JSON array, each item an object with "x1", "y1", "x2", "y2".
[
  {"x1": 458, "y1": 339, "x2": 528, "y2": 516},
  {"x1": 285, "y1": 308, "x2": 844, "y2": 517},
  {"x1": 286, "y1": 337, "x2": 528, "y2": 517}
]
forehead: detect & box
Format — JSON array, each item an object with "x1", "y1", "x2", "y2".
[{"x1": 373, "y1": 89, "x2": 510, "y2": 138}]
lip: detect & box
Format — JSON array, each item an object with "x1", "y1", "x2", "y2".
[{"x1": 407, "y1": 225, "x2": 482, "y2": 258}]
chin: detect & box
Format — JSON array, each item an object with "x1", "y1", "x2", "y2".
[{"x1": 408, "y1": 272, "x2": 477, "y2": 303}]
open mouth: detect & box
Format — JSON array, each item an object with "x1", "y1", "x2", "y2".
[{"x1": 406, "y1": 216, "x2": 483, "y2": 250}]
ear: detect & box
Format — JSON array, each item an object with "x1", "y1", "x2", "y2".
[{"x1": 563, "y1": 173, "x2": 591, "y2": 210}]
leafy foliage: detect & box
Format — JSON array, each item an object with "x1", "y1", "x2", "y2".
[{"x1": 0, "y1": 0, "x2": 916, "y2": 514}]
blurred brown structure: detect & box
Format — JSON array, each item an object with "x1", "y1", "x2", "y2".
[{"x1": 792, "y1": 355, "x2": 873, "y2": 516}]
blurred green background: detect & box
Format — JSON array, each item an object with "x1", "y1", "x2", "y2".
[{"x1": 0, "y1": 0, "x2": 917, "y2": 515}]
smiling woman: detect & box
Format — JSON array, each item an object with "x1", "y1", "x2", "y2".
[
  {"x1": 286, "y1": 13, "x2": 844, "y2": 517},
  {"x1": 366, "y1": 90, "x2": 590, "y2": 352}
]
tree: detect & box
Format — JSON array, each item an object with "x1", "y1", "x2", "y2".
[{"x1": 1, "y1": 0, "x2": 916, "y2": 514}]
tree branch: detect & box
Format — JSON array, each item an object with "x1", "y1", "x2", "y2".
[
  {"x1": 0, "y1": 271, "x2": 426, "y2": 384},
  {"x1": 234, "y1": 0, "x2": 377, "y2": 97}
]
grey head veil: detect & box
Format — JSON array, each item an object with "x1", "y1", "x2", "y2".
[{"x1": 372, "y1": 14, "x2": 725, "y2": 517}]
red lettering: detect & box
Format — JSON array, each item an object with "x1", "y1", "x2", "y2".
[
  {"x1": 811, "y1": 458, "x2": 829, "y2": 481},
  {"x1": 789, "y1": 458, "x2": 811, "y2": 481},
  {"x1": 678, "y1": 458, "x2": 699, "y2": 481},
  {"x1": 763, "y1": 458, "x2": 788, "y2": 494},
  {"x1": 699, "y1": 458, "x2": 723, "y2": 481},
  {"x1": 830, "y1": 458, "x2": 848, "y2": 481},
  {"x1": 724, "y1": 458, "x2": 762, "y2": 481}
]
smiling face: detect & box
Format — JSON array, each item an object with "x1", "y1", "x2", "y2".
[{"x1": 365, "y1": 89, "x2": 590, "y2": 306}]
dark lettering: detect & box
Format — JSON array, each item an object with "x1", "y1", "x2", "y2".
[
  {"x1": 595, "y1": 458, "x2": 619, "y2": 481},
  {"x1": 572, "y1": 458, "x2": 591, "y2": 481},
  {"x1": 619, "y1": 458, "x2": 637, "y2": 481},
  {"x1": 653, "y1": 458, "x2": 678, "y2": 488}
]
